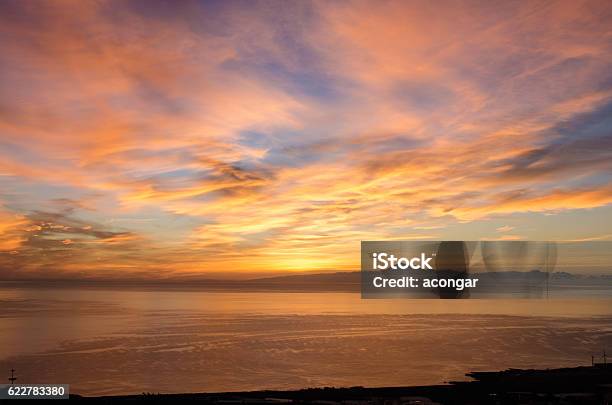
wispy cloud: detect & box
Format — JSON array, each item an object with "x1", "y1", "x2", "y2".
[{"x1": 0, "y1": 0, "x2": 611, "y2": 278}]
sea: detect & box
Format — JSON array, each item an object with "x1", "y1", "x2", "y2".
[{"x1": 0, "y1": 287, "x2": 611, "y2": 396}]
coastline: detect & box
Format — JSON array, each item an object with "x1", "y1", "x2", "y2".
[{"x1": 69, "y1": 365, "x2": 612, "y2": 404}]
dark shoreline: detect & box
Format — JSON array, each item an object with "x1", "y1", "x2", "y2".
[{"x1": 68, "y1": 365, "x2": 612, "y2": 404}]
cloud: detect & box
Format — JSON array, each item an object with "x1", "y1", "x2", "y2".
[
  {"x1": 0, "y1": 209, "x2": 150, "y2": 279},
  {"x1": 0, "y1": 206, "x2": 27, "y2": 252},
  {"x1": 0, "y1": 0, "x2": 611, "y2": 278}
]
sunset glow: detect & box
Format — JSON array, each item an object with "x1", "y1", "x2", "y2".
[{"x1": 0, "y1": 0, "x2": 611, "y2": 279}]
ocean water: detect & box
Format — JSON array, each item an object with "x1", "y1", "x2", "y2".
[{"x1": 0, "y1": 287, "x2": 611, "y2": 396}]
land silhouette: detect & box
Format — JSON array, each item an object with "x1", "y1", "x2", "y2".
[{"x1": 68, "y1": 363, "x2": 611, "y2": 404}]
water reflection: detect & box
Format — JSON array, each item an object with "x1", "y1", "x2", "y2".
[{"x1": 0, "y1": 288, "x2": 610, "y2": 396}]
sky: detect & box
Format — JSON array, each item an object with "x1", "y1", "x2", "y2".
[{"x1": 0, "y1": 0, "x2": 611, "y2": 280}]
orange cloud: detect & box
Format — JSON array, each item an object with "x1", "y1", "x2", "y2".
[
  {"x1": 0, "y1": 208, "x2": 27, "y2": 252},
  {"x1": 0, "y1": 0, "x2": 611, "y2": 278}
]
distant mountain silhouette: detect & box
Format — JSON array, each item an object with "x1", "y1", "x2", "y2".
[{"x1": 2, "y1": 271, "x2": 610, "y2": 294}]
